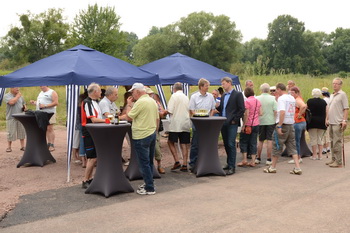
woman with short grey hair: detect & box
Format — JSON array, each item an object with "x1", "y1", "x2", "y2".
[{"x1": 306, "y1": 88, "x2": 328, "y2": 160}]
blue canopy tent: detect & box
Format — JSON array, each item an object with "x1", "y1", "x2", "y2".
[
  {"x1": 139, "y1": 52, "x2": 241, "y2": 107},
  {"x1": 0, "y1": 44, "x2": 162, "y2": 181}
]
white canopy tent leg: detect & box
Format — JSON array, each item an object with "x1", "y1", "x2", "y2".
[
  {"x1": 65, "y1": 84, "x2": 79, "y2": 182},
  {"x1": 0, "y1": 88, "x2": 6, "y2": 105}
]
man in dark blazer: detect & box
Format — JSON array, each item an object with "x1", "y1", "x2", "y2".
[{"x1": 218, "y1": 77, "x2": 245, "y2": 175}]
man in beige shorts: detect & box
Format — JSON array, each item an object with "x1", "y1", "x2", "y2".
[
  {"x1": 4, "y1": 87, "x2": 26, "y2": 152},
  {"x1": 264, "y1": 83, "x2": 302, "y2": 175}
]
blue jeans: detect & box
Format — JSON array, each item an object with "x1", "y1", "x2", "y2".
[
  {"x1": 189, "y1": 124, "x2": 198, "y2": 168},
  {"x1": 133, "y1": 132, "x2": 156, "y2": 192},
  {"x1": 294, "y1": 121, "x2": 306, "y2": 156},
  {"x1": 221, "y1": 123, "x2": 238, "y2": 169}
]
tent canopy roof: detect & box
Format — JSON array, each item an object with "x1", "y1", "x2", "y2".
[
  {"x1": 0, "y1": 45, "x2": 160, "y2": 88},
  {"x1": 140, "y1": 53, "x2": 239, "y2": 86}
]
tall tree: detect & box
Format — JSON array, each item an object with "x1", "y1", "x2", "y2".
[
  {"x1": 124, "y1": 32, "x2": 139, "y2": 61},
  {"x1": 324, "y1": 27, "x2": 350, "y2": 73},
  {"x1": 133, "y1": 11, "x2": 242, "y2": 70},
  {"x1": 68, "y1": 4, "x2": 127, "y2": 59},
  {"x1": 265, "y1": 15, "x2": 305, "y2": 72},
  {"x1": 1, "y1": 8, "x2": 68, "y2": 66},
  {"x1": 241, "y1": 38, "x2": 266, "y2": 63},
  {"x1": 133, "y1": 25, "x2": 180, "y2": 66}
]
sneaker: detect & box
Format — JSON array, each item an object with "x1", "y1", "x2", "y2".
[
  {"x1": 138, "y1": 183, "x2": 156, "y2": 190},
  {"x1": 322, "y1": 150, "x2": 327, "y2": 154},
  {"x1": 255, "y1": 158, "x2": 261, "y2": 164},
  {"x1": 288, "y1": 158, "x2": 302, "y2": 164},
  {"x1": 327, "y1": 149, "x2": 331, "y2": 153},
  {"x1": 325, "y1": 160, "x2": 335, "y2": 165},
  {"x1": 138, "y1": 183, "x2": 146, "y2": 190},
  {"x1": 265, "y1": 160, "x2": 272, "y2": 166},
  {"x1": 329, "y1": 162, "x2": 342, "y2": 168},
  {"x1": 290, "y1": 168, "x2": 302, "y2": 175},
  {"x1": 136, "y1": 187, "x2": 156, "y2": 195},
  {"x1": 263, "y1": 166, "x2": 277, "y2": 173},
  {"x1": 171, "y1": 162, "x2": 181, "y2": 170}
]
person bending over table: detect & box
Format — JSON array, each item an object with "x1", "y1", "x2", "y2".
[{"x1": 125, "y1": 83, "x2": 159, "y2": 195}]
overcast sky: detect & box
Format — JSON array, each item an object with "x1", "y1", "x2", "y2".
[{"x1": 1, "y1": 0, "x2": 349, "y2": 42}]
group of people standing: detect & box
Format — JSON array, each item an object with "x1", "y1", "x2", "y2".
[
  {"x1": 234, "y1": 78, "x2": 348, "y2": 175},
  {"x1": 4, "y1": 77, "x2": 348, "y2": 196}
]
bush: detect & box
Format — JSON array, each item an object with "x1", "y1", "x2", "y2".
[{"x1": 338, "y1": 71, "x2": 348, "y2": 78}]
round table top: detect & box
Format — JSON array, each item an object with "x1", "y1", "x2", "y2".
[
  {"x1": 85, "y1": 123, "x2": 131, "y2": 129},
  {"x1": 190, "y1": 116, "x2": 227, "y2": 121}
]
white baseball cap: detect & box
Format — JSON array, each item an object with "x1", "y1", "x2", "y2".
[{"x1": 128, "y1": 83, "x2": 145, "y2": 92}]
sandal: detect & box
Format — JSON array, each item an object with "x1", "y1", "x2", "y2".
[
  {"x1": 49, "y1": 146, "x2": 55, "y2": 152},
  {"x1": 6, "y1": 148, "x2": 12, "y2": 152},
  {"x1": 20, "y1": 147, "x2": 25, "y2": 151},
  {"x1": 180, "y1": 165, "x2": 188, "y2": 172},
  {"x1": 237, "y1": 161, "x2": 248, "y2": 167},
  {"x1": 249, "y1": 162, "x2": 256, "y2": 167}
]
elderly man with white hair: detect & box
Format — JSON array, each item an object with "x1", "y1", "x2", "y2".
[
  {"x1": 306, "y1": 88, "x2": 328, "y2": 160},
  {"x1": 125, "y1": 83, "x2": 159, "y2": 195},
  {"x1": 256, "y1": 83, "x2": 277, "y2": 165},
  {"x1": 99, "y1": 86, "x2": 119, "y2": 119}
]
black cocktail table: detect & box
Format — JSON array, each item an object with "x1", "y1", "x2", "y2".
[
  {"x1": 12, "y1": 113, "x2": 55, "y2": 167},
  {"x1": 85, "y1": 123, "x2": 134, "y2": 197},
  {"x1": 191, "y1": 116, "x2": 226, "y2": 177}
]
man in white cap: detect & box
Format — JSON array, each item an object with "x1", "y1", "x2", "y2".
[{"x1": 125, "y1": 83, "x2": 159, "y2": 195}]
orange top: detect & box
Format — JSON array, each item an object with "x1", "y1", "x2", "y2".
[{"x1": 294, "y1": 96, "x2": 306, "y2": 123}]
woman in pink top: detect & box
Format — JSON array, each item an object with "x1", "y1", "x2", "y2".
[{"x1": 237, "y1": 87, "x2": 262, "y2": 167}]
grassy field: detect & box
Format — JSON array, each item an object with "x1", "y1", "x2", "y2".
[{"x1": 0, "y1": 74, "x2": 349, "y2": 134}]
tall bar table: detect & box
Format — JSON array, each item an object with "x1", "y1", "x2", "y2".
[
  {"x1": 85, "y1": 123, "x2": 134, "y2": 197},
  {"x1": 191, "y1": 116, "x2": 226, "y2": 177},
  {"x1": 12, "y1": 113, "x2": 55, "y2": 168}
]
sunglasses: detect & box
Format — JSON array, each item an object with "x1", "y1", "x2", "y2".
[{"x1": 270, "y1": 90, "x2": 276, "y2": 92}]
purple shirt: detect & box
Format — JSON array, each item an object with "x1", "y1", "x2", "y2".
[{"x1": 245, "y1": 96, "x2": 261, "y2": 126}]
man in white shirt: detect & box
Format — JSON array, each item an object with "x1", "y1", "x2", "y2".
[
  {"x1": 189, "y1": 78, "x2": 216, "y2": 170},
  {"x1": 30, "y1": 86, "x2": 58, "y2": 152},
  {"x1": 165, "y1": 82, "x2": 191, "y2": 172},
  {"x1": 264, "y1": 83, "x2": 302, "y2": 175}
]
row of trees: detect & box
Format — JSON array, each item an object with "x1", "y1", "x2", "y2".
[{"x1": 1, "y1": 4, "x2": 349, "y2": 77}]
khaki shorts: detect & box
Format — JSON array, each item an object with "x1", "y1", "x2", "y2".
[
  {"x1": 49, "y1": 113, "x2": 57, "y2": 124},
  {"x1": 308, "y1": 128, "x2": 326, "y2": 146},
  {"x1": 7, "y1": 119, "x2": 26, "y2": 141},
  {"x1": 272, "y1": 124, "x2": 297, "y2": 156}
]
